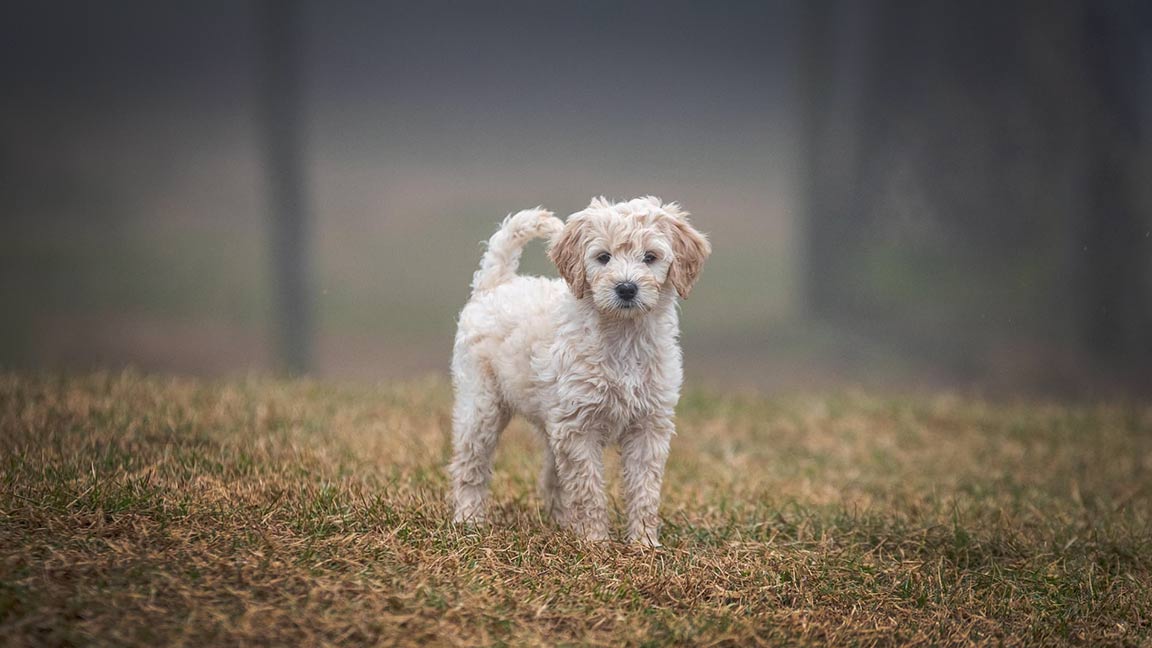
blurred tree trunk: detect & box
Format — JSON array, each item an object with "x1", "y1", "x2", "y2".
[
  {"x1": 800, "y1": 0, "x2": 1151, "y2": 391},
  {"x1": 800, "y1": 0, "x2": 881, "y2": 320},
  {"x1": 259, "y1": 0, "x2": 313, "y2": 375},
  {"x1": 1080, "y1": 1, "x2": 1152, "y2": 386}
]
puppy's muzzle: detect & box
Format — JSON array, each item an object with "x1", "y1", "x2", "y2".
[{"x1": 614, "y1": 281, "x2": 638, "y2": 302}]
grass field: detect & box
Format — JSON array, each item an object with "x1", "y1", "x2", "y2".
[{"x1": 1, "y1": 372, "x2": 1150, "y2": 646}]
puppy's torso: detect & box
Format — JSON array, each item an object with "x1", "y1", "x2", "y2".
[{"x1": 454, "y1": 276, "x2": 682, "y2": 441}]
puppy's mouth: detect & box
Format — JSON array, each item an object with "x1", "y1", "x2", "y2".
[{"x1": 609, "y1": 298, "x2": 651, "y2": 314}]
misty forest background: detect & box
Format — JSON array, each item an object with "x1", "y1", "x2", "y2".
[{"x1": 1, "y1": 0, "x2": 1150, "y2": 397}]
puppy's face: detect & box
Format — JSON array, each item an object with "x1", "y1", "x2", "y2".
[{"x1": 550, "y1": 197, "x2": 711, "y2": 318}]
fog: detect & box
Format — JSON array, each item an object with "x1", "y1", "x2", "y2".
[{"x1": 2, "y1": 1, "x2": 1149, "y2": 396}]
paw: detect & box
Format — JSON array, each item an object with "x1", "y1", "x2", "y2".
[
  {"x1": 453, "y1": 504, "x2": 488, "y2": 527},
  {"x1": 628, "y1": 529, "x2": 662, "y2": 548},
  {"x1": 542, "y1": 497, "x2": 566, "y2": 526},
  {"x1": 567, "y1": 517, "x2": 610, "y2": 542},
  {"x1": 581, "y1": 528, "x2": 610, "y2": 543}
]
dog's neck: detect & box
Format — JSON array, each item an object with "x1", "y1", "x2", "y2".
[{"x1": 578, "y1": 289, "x2": 679, "y2": 350}]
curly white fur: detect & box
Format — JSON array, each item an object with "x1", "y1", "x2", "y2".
[{"x1": 449, "y1": 196, "x2": 711, "y2": 546}]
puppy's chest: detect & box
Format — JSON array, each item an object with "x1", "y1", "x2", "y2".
[{"x1": 591, "y1": 353, "x2": 669, "y2": 421}]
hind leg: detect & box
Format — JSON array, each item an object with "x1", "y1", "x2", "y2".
[{"x1": 449, "y1": 375, "x2": 510, "y2": 525}]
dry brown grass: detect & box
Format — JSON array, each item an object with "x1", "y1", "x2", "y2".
[{"x1": 1, "y1": 372, "x2": 1150, "y2": 646}]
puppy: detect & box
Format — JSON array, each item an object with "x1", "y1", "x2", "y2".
[{"x1": 449, "y1": 196, "x2": 710, "y2": 545}]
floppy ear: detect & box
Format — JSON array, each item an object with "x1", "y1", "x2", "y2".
[
  {"x1": 664, "y1": 212, "x2": 711, "y2": 299},
  {"x1": 549, "y1": 214, "x2": 590, "y2": 299}
]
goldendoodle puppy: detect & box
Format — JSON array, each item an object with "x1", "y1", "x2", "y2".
[{"x1": 449, "y1": 196, "x2": 710, "y2": 545}]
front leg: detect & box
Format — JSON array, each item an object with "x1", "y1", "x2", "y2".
[
  {"x1": 538, "y1": 434, "x2": 565, "y2": 524},
  {"x1": 548, "y1": 413, "x2": 609, "y2": 542},
  {"x1": 620, "y1": 415, "x2": 674, "y2": 546}
]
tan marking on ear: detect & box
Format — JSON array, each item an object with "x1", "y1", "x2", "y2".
[
  {"x1": 664, "y1": 212, "x2": 711, "y2": 299},
  {"x1": 549, "y1": 214, "x2": 590, "y2": 299}
]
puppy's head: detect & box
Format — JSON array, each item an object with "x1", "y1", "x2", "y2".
[{"x1": 549, "y1": 196, "x2": 711, "y2": 318}]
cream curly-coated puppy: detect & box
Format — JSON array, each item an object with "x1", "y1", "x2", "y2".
[{"x1": 449, "y1": 196, "x2": 710, "y2": 545}]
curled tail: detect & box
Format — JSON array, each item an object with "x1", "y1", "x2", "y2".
[{"x1": 471, "y1": 207, "x2": 563, "y2": 294}]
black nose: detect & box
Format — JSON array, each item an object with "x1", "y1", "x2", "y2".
[{"x1": 615, "y1": 281, "x2": 638, "y2": 301}]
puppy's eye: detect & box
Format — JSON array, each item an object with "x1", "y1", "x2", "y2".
[
  {"x1": 643, "y1": 251, "x2": 658, "y2": 264},
  {"x1": 596, "y1": 252, "x2": 611, "y2": 264}
]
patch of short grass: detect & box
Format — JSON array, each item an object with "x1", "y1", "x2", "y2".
[{"x1": 1, "y1": 372, "x2": 1149, "y2": 646}]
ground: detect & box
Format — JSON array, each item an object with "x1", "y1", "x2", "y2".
[{"x1": 1, "y1": 373, "x2": 1149, "y2": 646}]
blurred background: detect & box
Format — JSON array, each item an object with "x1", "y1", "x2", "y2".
[{"x1": 1, "y1": 0, "x2": 1149, "y2": 397}]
